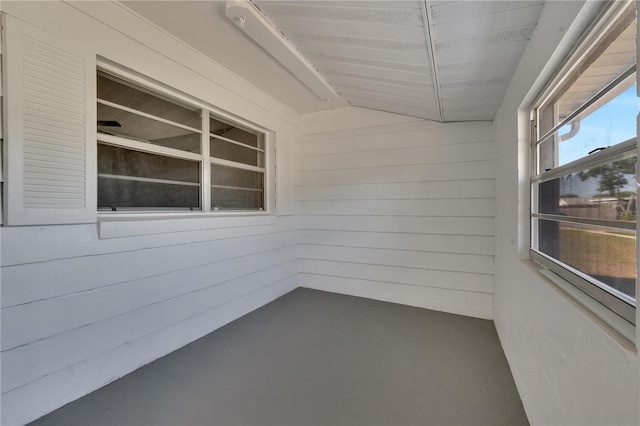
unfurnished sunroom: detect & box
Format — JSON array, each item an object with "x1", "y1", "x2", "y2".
[{"x1": 0, "y1": 1, "x2": 638, "y2": 425}]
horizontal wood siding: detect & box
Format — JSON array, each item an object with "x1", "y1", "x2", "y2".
[
  {"x1": 1, "y1": 217, "x2": 299, "y2": 422},
  {"x1": 0, "y1": 2, "x2": 302, "y2": 425},
  {"x1": 298, "y1": 118, "x2": 494, "y2": 319}
]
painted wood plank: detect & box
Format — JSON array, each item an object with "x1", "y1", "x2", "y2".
[
  {"x1": 298, "y1": 179, "x2": 494, "y2": 201},
  {"x1": 299, "y1": 124, "x2": 493, "y2": 156},
  {"x1": 299, "y1": 274, "x2": 493, "y2": 319},
  {"x1": 1, "y1": 277, "x2": 297, "y2": 426},
  {"x1": 2, "y1": 231, "x2": 297, "y2": 308},
  {"x1": 298, "y1": 161, "x2": 495, "y2": 186},
  {"x1": 3, "y1": 246, "x2": 298, "y2": 350},
  {"x1": 300, "y1": 259, "x2": 493, "y2": 293},
  {"x1": 300, "y1": 230, "x2": 494, "y2": 255},
  {"x1": 301, "y1": 215, "x2": 495, "y2": 236},
  {"x1": 299, "y1": 198, "x2": 494, "y2": 216},
  {"x1": 299, "y1": 141, "x2": 494, "y2": 170},
  {"x1": 300, "y1": 244, "x2": 493, "y2": 274},
  {"x1": 0, "y1": 215, "x2": 296, "y2": 266},
  {"x1": 2, "y1": 261, "x2": 298, "y2": 392}
]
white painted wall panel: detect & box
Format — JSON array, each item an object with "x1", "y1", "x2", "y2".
[
  {"x1": 301, "y1": 230, "x2": 493, "y2": 255},
  {"x1": 298, "y1": 112, "x2": 494, "y2": 319},
  {"x1": 299, "y1": 122, "x2": 493, "y2": 155},
  {"x1": 302, "y1": 215, "x2": 494, "y2": 236},
  {"x1": 299, "y1": 141, "x2": 493, "y2": 170},
  {"x1": 300, "y1": 198, "x2": 494, "y2": 216},
  {"x1": 3, "y1": 244, "x2": 298, "y2": 350},
  {"x1": 299, "y1": 180, "x2": 493, "y2": 200},
  {"x1": 301, "y1": 244, "x2": 492, "y2": 275},
  {"x1": 299, "y1": 274, "x2": 493, "y2": 319},
  {"x1": 492, "y1": 1, "x2": 639, "y2": 425},
  {"x1": 300, "y1": 259, "x2": 493, "y2": 293},
  {"x1": 2, "y1": 229, "x2": 295, "y2": 309},
  {"x1": 2, "y1": 276, "x2": 297, "y2": 426},
  {"x1": 0, "y1": 2, "x2": 301, "y2": 425},
  {"x1": 3, "y1": 260, "x2": 298, "y2": 393}
]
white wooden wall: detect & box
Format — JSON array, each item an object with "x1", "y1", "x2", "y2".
[
  {"x1": 0, "y1": 2, "x2": 300, "y2": 425},
  {"x1": 297, "y1": 108, "x2": 494, "y2": 319},
  {"x1": 492, "y1": 1, "x2": 639, "y2": 424}
]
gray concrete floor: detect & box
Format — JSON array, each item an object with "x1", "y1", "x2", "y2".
[{"x1": 30, "y1": 288, "x2": 528, "y2": 426}]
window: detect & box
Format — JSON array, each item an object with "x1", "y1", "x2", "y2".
[
  {"x1": 96, "y1": 70, "x2": 267, "y2": 212},
  {"x1": 530, "y1": 2, "x2": 637, "y2": 325}
]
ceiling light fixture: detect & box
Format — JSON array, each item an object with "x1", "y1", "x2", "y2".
[{"x1": 225, "y1": 1, "x2": 340, "y2": 102}]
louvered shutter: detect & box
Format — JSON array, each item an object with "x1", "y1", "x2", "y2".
[
  {"x1": 276, "y1": 136, "x2": 294, "y2": 215},
  {"x1": 3, "y1": 15, "x2": 96, "y2": 225}
]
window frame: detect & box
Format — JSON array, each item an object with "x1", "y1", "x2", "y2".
[
  {"x1": 96, "y1": 60, "x2": 273, "y2": 217},
  {"x1": 529, "y1": 1, "x2": 637, "y2": 329}
]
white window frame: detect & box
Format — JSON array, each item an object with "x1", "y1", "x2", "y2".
[
  {"x1": 529, "y1": 1, "x2": 637, "y2": 337},
  {"x1": 96, "y1": 60, "x2": 274, "y2": 219}
]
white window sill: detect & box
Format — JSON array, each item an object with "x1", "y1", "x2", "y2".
[
  {"x1": 524, "y1": 259, "x2": 636, "y2": 351},
  {"x1": 97, "y1": 211, "x2": 275, "y2": 239}
]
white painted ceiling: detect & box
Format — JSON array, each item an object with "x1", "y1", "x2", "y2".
[{"x1": 123, "y1": 1, "x2": 545, "y2": 122}]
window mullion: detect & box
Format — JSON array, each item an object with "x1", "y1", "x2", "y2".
[{"x1": 201, "y1": 109, "x2": 211, "y2": 213}]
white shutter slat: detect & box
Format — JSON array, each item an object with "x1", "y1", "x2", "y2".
[
  {"x1": 4, "y1": 15, "x2": 96, "y2": 225},
  {"x1": 276, "y1": 136, "x2": 294, "y2": 216}
]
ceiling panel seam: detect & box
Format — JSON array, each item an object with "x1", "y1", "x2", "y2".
[{"x1": 421, "y1": 0, "x2": 444, "y2": 122}]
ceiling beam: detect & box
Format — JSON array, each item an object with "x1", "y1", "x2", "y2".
[
  {"x1": 225, "y1": 1, "x2": 340, "y2": 103},
  {"x1": 420, "y1": 0, "x2": 444, "y2": 122}
]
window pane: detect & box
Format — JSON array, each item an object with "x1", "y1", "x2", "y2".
[
  {"x1": 98, "y1": 144, "x2": 200, "y2": 209},
  {"x1": 537, "y1": 81, "x2": 638, "y2": 170},
  {"x1": 538, "y1": 13, "x2": 636, "y2": 136},
  {"x1": 97, "y1": 72, "x2": 201, "y2": 130},
  {"x1": 211, "y1": 164, "x2": 263, "y2": 190},
  {"x1": 210, "y1": 116, "x2": 259, "y2": 147},
  {"x1": 211, "y1": 188, "x2": 263, "y2": 210},
  {"x1": 99, "y1": 179, "x2": 200, "y2": 210},
  {"x1": 99, "y1": 144, "x2": 199, "y2": 182},
  {"x1": 538, "y1": 219, "x2": 636, "y2": 300},
  {"x1": 98, "y1": 104, "x2": 201, "y2": 153},
  {"x1": 538, "y1": 156, "x2": 637, "y2": 221},
  {"x1": 210, "y1": 137, "x2": 264, "y2": 167}
]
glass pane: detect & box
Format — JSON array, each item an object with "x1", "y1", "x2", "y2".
[
  {"x1": 210, "y1": 116, "x2": 259, "y2": 147},
  {"x1": 98, "y1": 104, "x2": 201, "y2": 153},
  {"x1": 98, "y1": 144, "x2": 200, "y2": 209},
  {"x1": 99, "y1": 144, "x2": 200, "y2": 183},
  {"x1": 538, "y1": 220, "x2": 636, "y2": 300},
  {"x1": 538, "y1": 156, "x2": 637, "y2": 221},
  {"x1": 97, "y1": 72, "x2": 201, "y2": 130},
  {"x1": 537, "y1": 81, "x2": 638, "y2": 171},
  {"x1": 210, "y1": 137, "x2": 264, "y2": 167},
  {"x1": 211, "y1": 164, "x2": 263, "y2": 190},
  {"x1": 538, "y1": 12, "x2": 636, "y2": 136},
  {"x1": 98, "y1": 178, "x2": 200, "y2": 210},
  {"x1": 211, "y1": 188, "x2": 263, "y2": 210}
]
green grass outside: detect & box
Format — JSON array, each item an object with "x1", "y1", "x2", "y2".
[{"x1": 559, "y1": 228, "x2": 636, "y2": 279}]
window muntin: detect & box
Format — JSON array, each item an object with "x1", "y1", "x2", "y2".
[
  {"x1": 96, "y1": 69, "x2": 267, "y2": 212},
  {"x1": 530, "y1": 3, "x2": 637, "y2": 325},
  {"x1": 536, "y1": 78, "x2": 637, "y2": 173},
  {"x1": 538, "y1": 155, "x2": 637, "y2": 222},
  {"x1": 209, "y1": 137, "x2": 265, "y2": 167},
  {"x1": 97, "y1": 73, "x2": 202, "y2": 129},
  {"x1": 210, "y1": 164, "x2": 264, "y2": 211},
  {"x1": 97, "y1": 103, "x2": 202, "y2": 153}
]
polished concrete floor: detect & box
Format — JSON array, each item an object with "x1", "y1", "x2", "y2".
[{"x1": 31, "y1": 288, "x2": 528, "y2": 425}]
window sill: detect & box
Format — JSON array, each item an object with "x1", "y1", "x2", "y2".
[
  {"x1": 97, "y1": 211, "x2": 274, "y2": 239},
  {"x1": 523, "y1": 259, "x2": 636, "y2": 351}
]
